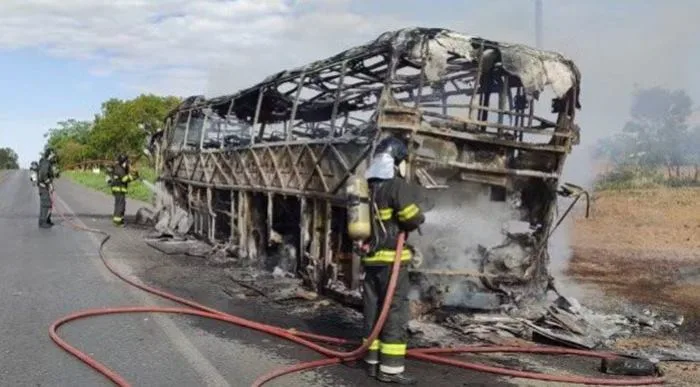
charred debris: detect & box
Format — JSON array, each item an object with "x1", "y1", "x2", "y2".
[{"x1": 140, "y1": 27, "x2": 688, "y2": 352}]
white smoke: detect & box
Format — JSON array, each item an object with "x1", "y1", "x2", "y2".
[
  {"x1": 546, "y1": 195, "x2": 597, "y2": 302},
  {"x1": 140, "y1": 179, "x2": 156, "y2": 193},
  {"x1": 412, "y1": 183, "x2": 520, "y2": 307}
]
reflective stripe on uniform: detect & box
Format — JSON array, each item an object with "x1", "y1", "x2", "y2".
[
  {"x1": 363, "y1": 338, "x2": 379, "y2": 364},
  {"x1": 397, "y1": 203, "x2": 419, "y2": 221},
  {"x1": 111, "y1": 186, "x2": 128, "y2": 193},
  {"x1": 113, "y1": 216, "x2": 123, "y2": 222},
  {"x1": 120, "y1": 175, "x2": 132, "y2": 183},
  {"x1": 377, "y1": 208, "x2": 392, "y2": 221},
  {"x1": 362, "y1": 249, "x2": 411, "y2": 264},
  {"x1": 379, "y1": 364, "x2": 405, "y2": 374},
  {"x1": 363, "y1": 338, "x2": 380, "y2": 351},
  {"x1": 379, "y1": 342, "x2": 407, "y2": 356},
  {"x1": 379, "y1": 342, "x2": 407, "y2": 374}
]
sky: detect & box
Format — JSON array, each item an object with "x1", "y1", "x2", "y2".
[{"x1": 1, "y1": 0, "x2": 699, "y2": 184}]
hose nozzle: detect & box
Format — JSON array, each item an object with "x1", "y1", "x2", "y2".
[{"x1": 557, "y1": 182, "x2": 585, "y2": 198}]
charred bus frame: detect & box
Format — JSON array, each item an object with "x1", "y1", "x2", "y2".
[{"x1": 154, "y1": 28, "x2": 582, "y2": 309}]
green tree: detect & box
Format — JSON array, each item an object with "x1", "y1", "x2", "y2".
[
  {"x1": 687, "y1": 125, "x2": 700, "y2": 181},
  {"x1": 594, "y1": 133, "x2": 638, "y2": 166},
  {"x1": 0, "y1": 147, "x2": 20, "y2": 169},
  {"x1": 41, "y1": 94, "x2": 180, "y2": 168},
  {"x1": 595, "y1": 87, "x2": 694, "y2": 177},
  {"x1": 622, "y1": 87, "x2": 693, "y2": 176},
  {"x1": 43, "y1": 119, "x2": 95, "y2": 167},
  {"x1": 88, "y1": 94, "x2": 180, "y2": 159}
]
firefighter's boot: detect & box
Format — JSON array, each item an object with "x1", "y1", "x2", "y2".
[
  {"x1": 366, "y1": 363, "x2": 378, "y2": 378},
  {"x1": 377, "y1": 371, "x2": 417, "y2": 385}
]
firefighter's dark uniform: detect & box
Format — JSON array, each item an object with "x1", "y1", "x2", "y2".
[
  {"x1": 109, "y1": 160, "x2": 136, "y2": 226},
  {"x1": 37, "y1": 152, "x2": 58, "y2": 228},
  {"x1": 362, "y1": 138, "x2": 425, "y2": 385}
]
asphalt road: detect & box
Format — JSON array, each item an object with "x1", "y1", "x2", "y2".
[
  {"x1": 0, "y1": 169, "x2": 342, "y2": 387},
  {"x1": 0, "y1": 169, "x2": 513, "y2": 387}
]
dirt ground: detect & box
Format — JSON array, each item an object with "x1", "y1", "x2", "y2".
[{"x1": 568, "y1": 187, "x2": 700, "y2": 386}]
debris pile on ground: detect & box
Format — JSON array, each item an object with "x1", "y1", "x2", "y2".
[
  {"x1": 622, "y1": 344, "x2": 700, "y2": 362},
  {"x1": 228, "y1": 268, "x2": 308, "y2": 302},
  {"x1": 404, "y1": 293, "x2": 700, "y2": 360},
  {"x1": 407, "y1": 320, "x2": 467, "y2": 348},
  {"x1": 436, "y1": 295, "x2": 684, "y2": 348},
  {"x1": 613, "y1": 337, "x2": 700, "y2": 362},
  {"x1": 141, "y1": 228, "x2": 700, "y2": 364},
  {"x1": 134, "y1": 182, "x2": 194, "y2": 238},
  {"x1": 144, "y1": 236, "x2": 219, "y2": 258}
]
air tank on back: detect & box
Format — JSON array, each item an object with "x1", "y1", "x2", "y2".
[{"x1": 345, "y1": 174, "x2": 371, "y2": 241}]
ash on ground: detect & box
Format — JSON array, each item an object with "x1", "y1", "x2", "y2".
[
  {"x1": 408, "y1": 291, "x2": 700, "y2": 366},
  {"x1": 141, "y1": 225, "x2": 700, "y2": 364}
]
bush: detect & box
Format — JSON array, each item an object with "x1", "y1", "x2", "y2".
[
  {"x1": 595, "y1": 166, "x2": 700, "y2": 190},
  {"x1": 664, "y1": 177, "x2": 700, "y2": 188},
  {"x1": 595, "y1": 166, "x2": 664, "y2": 190}
]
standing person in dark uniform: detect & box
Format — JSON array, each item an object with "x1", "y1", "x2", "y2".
[
  {"x1": 107, "y1": 154, "x2": 138, "y2": 226},
  {"x1": 37, "y1": 148, "x2": 59, "y2": 228},
  {"x1": 362, "y1": 136, "x2": 425, "y2": 385}
]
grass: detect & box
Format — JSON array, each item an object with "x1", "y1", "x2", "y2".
[
  {"x1": 568, "y1": 184, "x2": 700, "y2": 343},
  {"x1": 64, "y1": 165, "x2": 156, "y2": 203},
  {"x1": 573, "y1": 186, "x2": 700, "y2": 252},
  {"x1": 595, "y1": 166, "x2": 700, "y2": 191}
]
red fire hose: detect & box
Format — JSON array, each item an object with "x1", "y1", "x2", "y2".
[{"x1": 48, "y1": 193, "x2": 665, "y2": 386}]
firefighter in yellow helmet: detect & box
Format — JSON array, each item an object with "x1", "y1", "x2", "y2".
[
  {"x1": 106, "y1": 154, "x2": 138, "y2": 226},
  {"x1": 362, "y1": 135, "x2": 425, "y2": 384}
]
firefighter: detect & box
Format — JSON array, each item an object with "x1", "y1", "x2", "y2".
[
  {"x1": 36, "y1": 148, "x2": 59, "y2": 228},
  {"x1": 107, "y1": 154, "x2": 138, "y2": 226},
  {"x1": 362, "y1": 135, "x2": 425, "y2": 385}
]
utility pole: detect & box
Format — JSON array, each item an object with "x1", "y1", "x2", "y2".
[{"x1": 535, "y1": 0, "x2": 543, "y2": 48}]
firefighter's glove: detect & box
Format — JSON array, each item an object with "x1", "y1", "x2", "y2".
[{"x1": 410, "y1": 247, "x2": 423, "y2": 269}]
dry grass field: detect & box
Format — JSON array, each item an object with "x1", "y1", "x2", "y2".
[
  {"x1": 569, "y1": 187, "x2": 700, "y2": 310},
  {"x1": 567, "y1": 187, "x2": 700, "y2": 385}
]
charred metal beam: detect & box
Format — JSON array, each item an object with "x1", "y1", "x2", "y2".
[
  {"x1": 415, "y1": 156, "x2": 560, "y2": 180},
  {"x1": 154, "y1": 27, "x2": 583, "y2": 313}
]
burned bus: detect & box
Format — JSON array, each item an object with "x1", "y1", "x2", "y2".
[{"x1": 149, "y1": 27, "x2": 582, "y2": 315}]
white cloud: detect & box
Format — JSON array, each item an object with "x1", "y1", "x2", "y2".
[
  {"x1": 2, "y1": 0, "x2": 698, "y2": 150},
  {"x1": 0, "y1": 0, "x2": 407, "y2": 97}
]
